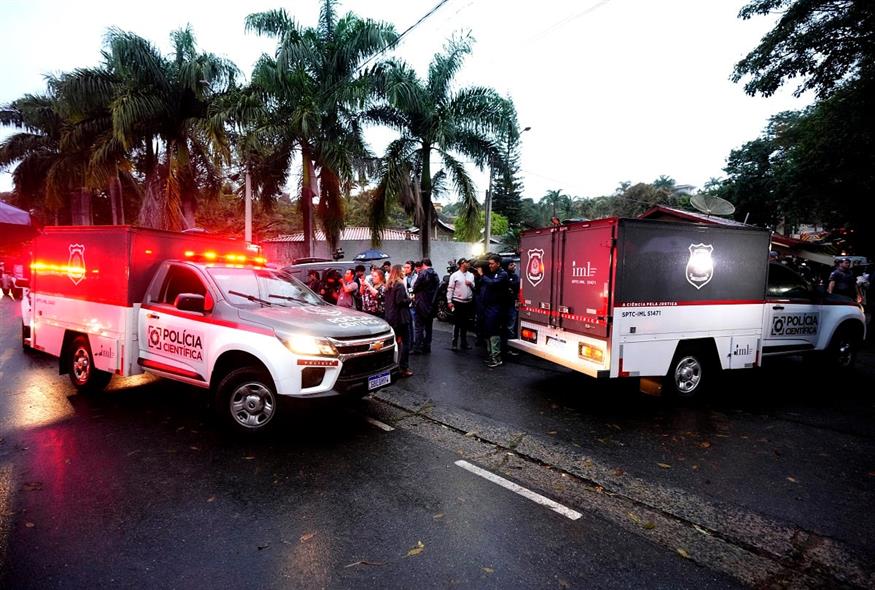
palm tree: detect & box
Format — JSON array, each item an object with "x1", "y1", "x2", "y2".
[
  {"x1": 244, "y1": 1, "x2": 397, "y2": 254},
  {"x1": 369, "y1": 35, "x2": 508, "y2": 257},
  {"x1": 539, "y1": 189, "x2": 573, "y2": 224},
  {"x1": 0, "y1": 89, "x2": 91, "y2": 223},
  {"x1": 60, "y1": 26, "x2": 239, "y2": 230}
]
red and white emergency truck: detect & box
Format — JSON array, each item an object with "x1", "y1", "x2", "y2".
[
  {"x1": 20, "y1": 226, "x2": 398, "y2": 432},
  {"x1": 510, "y1": 218, "x2": 866, "y2": 397}
]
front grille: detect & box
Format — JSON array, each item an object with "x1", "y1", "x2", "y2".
[
  {"x1": 339, "y1": 349, "x2": 395, "y2": 378},
  {"x1": 331, "y1": 330, "x2": 392, "y2": 342},
  {"x1": 334, "y1": 336, "x2": 395, "y2": 355}
]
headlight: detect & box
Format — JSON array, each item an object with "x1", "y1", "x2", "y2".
[{"x1": 280, "y1": 334, "x2": 337, "y2": 356}]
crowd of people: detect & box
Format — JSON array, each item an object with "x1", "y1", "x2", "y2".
[{"x1": 300, "y1": 255, "x2": 522, "y2": 374}]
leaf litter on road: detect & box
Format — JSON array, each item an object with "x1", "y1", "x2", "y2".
[
  {"x1": 405, "y1": 540, "x2": 425, "y2": 557},
  {"x1": 345, "y1": 560, "x2": 384, "y2": 568}
]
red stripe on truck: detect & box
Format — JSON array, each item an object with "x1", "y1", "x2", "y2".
[{"x1": 616, "y1": 299, "x2": 763, "y2": 307}]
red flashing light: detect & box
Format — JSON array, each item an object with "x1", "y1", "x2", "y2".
[
  {"x1": 520, "y1": 327, "x2": 538, "y2": 343},
  {"x1": 144, "y1": 249, "x2": 153, "y2": 255},
  {"x1": 181, "y1": 249, "x2": 268, "y2": 266}
]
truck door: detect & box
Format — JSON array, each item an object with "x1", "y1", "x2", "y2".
[
  {"x1": 139, "y1": 264, "x2": 212, "y2": 382},
  {"x1": 762, "y1": 263, "x2": 821, "y2": 354},
  {"x1": 557, "y1": 221, "x2": 615, "y2": 338},
  {"x1": 519, "y1": 227, "x2": 561, "y2": 327}
]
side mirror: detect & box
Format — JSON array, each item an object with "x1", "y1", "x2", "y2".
[{"x1": 174, "y1": 293, "x2": 206, "y2": 313}]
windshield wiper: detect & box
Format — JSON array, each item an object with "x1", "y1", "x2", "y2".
[
  {"x1": 229, "y1": 290, "x2": 274, "y2": 307},
  {"x1": 268, "y1": 293, "x2": 315, "y2": 306}
]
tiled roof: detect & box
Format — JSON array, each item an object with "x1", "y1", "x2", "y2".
[{"x1": 265, "y1": 227, "x2": 418, "y2": 242}]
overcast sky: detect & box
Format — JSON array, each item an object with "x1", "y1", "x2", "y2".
[{"x1": 0, "y1": 0, "x2": 812, "y2": 203}]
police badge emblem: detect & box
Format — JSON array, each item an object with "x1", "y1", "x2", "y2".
[
  {"x1": 67, "y1": 244, "x2": 87, "y2": 285},
  {"x1": 685, "y1": 243, "x2": 714, "y2": 290},
  {"x1": 526, "y1": 248, "x2": 545, "y2": 287}
]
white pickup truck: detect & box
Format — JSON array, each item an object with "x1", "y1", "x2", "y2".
[
  {"x1": 20, "y1": 226, "x2": 398, "y2": 433},
  {"x1": 510, "y1": 218, "x2": 866, "y2": 398}
]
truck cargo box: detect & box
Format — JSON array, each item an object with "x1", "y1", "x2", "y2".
[{"x1": 30, "y1": 226, "x2": 255, "y2": 307}]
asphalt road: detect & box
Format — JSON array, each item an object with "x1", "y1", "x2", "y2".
[
  {"x1": 404, "y1": 321, "x2": 875, "y2": 557},
  {"x1": 1, "y1": 296, "x2": 873, "y2": 588},
  {"x1": 0, "y1": 298, "x2": 737, "y2": 589}
]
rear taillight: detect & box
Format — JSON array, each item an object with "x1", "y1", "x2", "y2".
[
  {"x1": 579, "y1": 342, "x2": 604, "y2": 363},
  {"x1": 520, "y1": 327, "x2": 538, "y2": 343}
]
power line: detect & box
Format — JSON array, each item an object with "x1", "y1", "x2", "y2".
[{"x1": 355, "y1": 0, "x2": 454, "y2": 75}]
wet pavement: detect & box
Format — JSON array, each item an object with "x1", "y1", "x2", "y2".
[{"x1": 1, "y1": 296, "x2": 873, "y2": 588}]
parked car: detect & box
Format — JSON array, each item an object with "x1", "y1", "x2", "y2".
[{"x1": 283, "y1": 260, "x2": 360, "y2": 304}]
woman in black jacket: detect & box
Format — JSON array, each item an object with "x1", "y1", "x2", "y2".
[{"x1": 384, "y1": 264, "x2": 413, "y2": 377}]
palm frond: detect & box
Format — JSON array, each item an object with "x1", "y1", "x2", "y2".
[
  {"x1": 427, "y1": 34, "x2": 474, "y2": 107},
  {"x1": 438, "y1": 149, "x2": 479, "y2": 240},
  {"x1": 104, "y1": 28, "x2": 170, "y2": 92},
  {"x1": 245, "y1": 9, "x2": 295, "y2": 38}
]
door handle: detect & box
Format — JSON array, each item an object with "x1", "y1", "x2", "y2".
[
  {"x1": 146, "y1": 313, "x2": 161, "y2": 319},
  {"x1": 772, "y1": 305, "x2": 784, "y2": 310}
]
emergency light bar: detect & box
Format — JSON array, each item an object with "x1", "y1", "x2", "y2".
[{"x1": 183, "y1": 250, "x2": 267, "y2": 266}]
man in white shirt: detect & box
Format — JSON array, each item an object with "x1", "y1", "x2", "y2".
[{"x1": 447, "y1": 258, "x2": 475, "y2": 350}]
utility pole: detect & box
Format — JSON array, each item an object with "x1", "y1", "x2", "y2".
[{"x1": 244, "y1": 171, "x2": 252, "y2": 244}]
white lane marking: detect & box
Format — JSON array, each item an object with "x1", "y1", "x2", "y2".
[
  {"x1": 365, "y1": 417, "x2": 395, "y2": 432},
  {"x1": 455, "y1": 460, "x2": 582, "y2": 521}
]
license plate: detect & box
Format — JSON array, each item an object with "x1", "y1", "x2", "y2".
[
  {"x1": 367, "y1": 370, "x2": 391, "y2": 390},
  {"x1": 546, "y1": 336, "x2": 566, "y2": 350}
]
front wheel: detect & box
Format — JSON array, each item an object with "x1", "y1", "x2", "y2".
[
  {"x1": 215, "y1": 367, "x2": 279, "y2": 435},
  {"x1": 825, "y1": 325, "x2": 861, "y2": 370},
  {"x1": 67, "y1": 335, "x2": 112, "y2": 392},
  {"x1": 665, "y1": 345, "x2": 712, "y2": 400}
]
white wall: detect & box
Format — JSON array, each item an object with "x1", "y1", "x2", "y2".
[{"x1": 264, "y1": 239, "x2": 483, "y2": 269}]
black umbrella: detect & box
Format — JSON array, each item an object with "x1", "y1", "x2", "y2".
[
  {"x1": 0, "y1": 201, "x2": 38, "y2": 245},
  {"x1": 353, "y1": 248, "x2": 390, "y2": 262}
]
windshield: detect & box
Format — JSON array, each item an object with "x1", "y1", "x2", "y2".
[{"x1": 207, "y1": 267, "x2": 325, "y2": 308}]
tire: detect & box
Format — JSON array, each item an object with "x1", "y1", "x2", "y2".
[
  {"x1": 825, "y1": 325, "x2": 860, "y2": 370},
  {"x1": 215, "y1": 367, "x2": 279, "y2": 434},
  {"x1": 21, "y1": 323, "x2": 29, "y2": 350},
  {"x1": 665, "y1": 344, "x2": 713, "y2": 400},
  {"x1": 66, "y1": 335, "x2": 112, "y2": 392},
  {"x1": 436, "y1": 299, "x2": 453, "y2": 323}
]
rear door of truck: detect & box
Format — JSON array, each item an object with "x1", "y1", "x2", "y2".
[
  {"x1": 555, "y1": 220, "x2": 616, "y2": 339},
  {"x1": 519, "y1": 226, "x2": 562, "y2": 327}
]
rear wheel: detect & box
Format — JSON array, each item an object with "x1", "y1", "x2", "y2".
[
  {"x1": 215, "y1": 367, "x2": 279, "y2": 435},
  {"x1": 665, "y1": 344, "x2": 713, "y2": 400},
  {"x1": 67, "y1": 335, "x2": 112, "y2": 392}
]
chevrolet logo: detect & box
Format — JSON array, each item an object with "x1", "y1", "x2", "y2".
[{"x1": 369, "y1": 340, "x2": 384, "y2": 352}]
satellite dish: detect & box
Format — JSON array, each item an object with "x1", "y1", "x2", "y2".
[{"x1": 690, "y1": 194, "x2": 736, "y2": 216}]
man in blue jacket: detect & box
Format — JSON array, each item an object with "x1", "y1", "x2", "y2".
[
  {"x1": 412, "y1": 258, "x2": 439, "y2": 354},
  {"x1": 476, "y1": 255, "x2": 509, "y2": 367}
]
